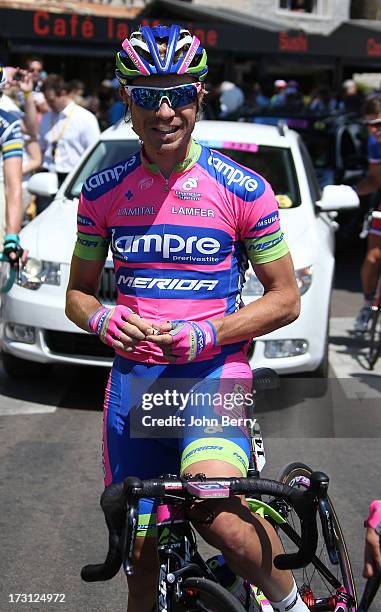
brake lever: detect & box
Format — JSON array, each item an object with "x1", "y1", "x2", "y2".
[
  {"x1": 318, "y1": 498, "x2": 339, "y2": 564},
  {"x1": 122, "y1": 476, "x2": 143, "y2": 577}
]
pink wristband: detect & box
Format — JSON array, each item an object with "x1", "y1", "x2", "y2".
[{"x1": 364, "y1": 500, "x2": 381, "y2": 529}]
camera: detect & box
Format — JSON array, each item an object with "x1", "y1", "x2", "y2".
[{"x1": 13, "y1": 70, "x2": 22, "y2": 82}]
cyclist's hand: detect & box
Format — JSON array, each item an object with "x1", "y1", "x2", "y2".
[
  {"x1": 147, "y1": 320, "x2": 217, "y2": 363},
  {"x1": 363, "y1": 527, "x2": 381, "y2": 578},
  {"x1": 3, "y1": 234, "x2": 27, "y2": 267},
  {"x1": 88, "y1": 305, "x2": 158, "y2": 352}
]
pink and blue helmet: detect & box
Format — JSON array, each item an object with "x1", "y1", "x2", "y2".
[{"x1": 115, "y1": 24, "x2": 208, "y2": 86}]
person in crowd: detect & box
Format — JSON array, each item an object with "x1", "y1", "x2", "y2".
[
  {"x1": 270, "y1": 79, "x2": 288, "y2": 107},
  {"x1": 283, "y1": 80, "x2": 304, "y2": 110},
  {"x1": 244, "y1": 81, "x2": 270, "y2": 108},
  {"x1": 37, "y1": 74, "x2": 100, "y2": 212},
  {"x1": 217, "y1": 80, "x2": 245, "y2": 118},
  {"x1": 7, "y1": 69, "x2": 42, "y2": 215},
  {"x1": 0, "y1": 65, "x2": 25, "y2": 263},
  {"x1": 363, "y1": 500, "x2": 381, "y2": 578},
  {"x1": 25, "y1": 56, "x2": 46, "y2": 92},
  {"x1": 308, "y1": 86, "x2": 338, "y2": 113},
  {"x1": 66, "y1": 23, "x2": 304, "y2": 612},
  {"x1": 339, "y1": 79, "x2": 364, "y2": 115},
  {"x1": 68, "y1": 79, "x2": 86, "y2": 107},
  {"x1": 354, "y1": 96, "x2": 381, "y2": 332}
]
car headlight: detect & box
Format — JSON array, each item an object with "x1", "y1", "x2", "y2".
[
  {"x1": 243, "y1": 265, "x2": 313, "y2": 297},
  {"x1": 17, "y1": 258, "x2": 61, "y2": 290}
]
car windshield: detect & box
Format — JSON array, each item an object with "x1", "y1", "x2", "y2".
[
  {"x1": 199, "y1": 141, "x2": 301, "y2": 208},
  {"x1": 66, "y1": 139, "x2": 301, "y2": 208}
]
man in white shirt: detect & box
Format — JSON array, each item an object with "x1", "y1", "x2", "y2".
[{"x1": 39, "y1": 74, "x2": 100, "y2": 211}]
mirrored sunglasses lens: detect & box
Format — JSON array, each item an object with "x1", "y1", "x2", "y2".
[
  {"x1": 131, "y1": 88, "x2": 160, "y2": 109},
  {"x1": 169, "y1": 86, "x2": 197, "y2": 108}
]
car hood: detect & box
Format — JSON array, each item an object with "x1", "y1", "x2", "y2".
[
  {"x1": 278, "y1": 207, "x2": 316, "y2": 259},
  {"x1": 21, "y1": 197, "x2": 78, "y2": 263}
]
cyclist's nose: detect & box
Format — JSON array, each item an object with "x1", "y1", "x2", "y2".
[{"x1": 156, "y1": 99, "x2": 175, "y2": 118}]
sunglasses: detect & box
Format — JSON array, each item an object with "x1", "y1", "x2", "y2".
[
  {"x1": 125, "y1": 82, "x2": 201, "y2": 110},
  {"x1": 365, "y1": 119, "x2": 381, "y2": 127}
]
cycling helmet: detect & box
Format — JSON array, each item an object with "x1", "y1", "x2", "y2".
[
  {"x1": 0, "y1": 64, "x2": 7, "y2": 90},
  {"x1": 115, "y1": 24, "x2": 208, "y2": 86}
]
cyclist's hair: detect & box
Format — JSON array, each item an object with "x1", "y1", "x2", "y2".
[
  {"x1": 363, "y1": 96, "x2": 381, "y2": 116},
  {"x1": 41, "y1": 74, "x2": 69, "y2": 96}
]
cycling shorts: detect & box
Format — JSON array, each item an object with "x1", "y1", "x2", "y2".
[
  {"x1": 369, "y1": 202, "x2": 381, "y2": 237},
  {"x1": 103, "y1": 348, "x2": 253, "y2": 537}
]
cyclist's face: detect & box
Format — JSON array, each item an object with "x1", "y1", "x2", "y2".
[
  {"x1": 123, "y1": 75, "x2": 202, "y2": 155},
  {"x1": 366, "y1": 113, "x2": 381, "y2": 142}
]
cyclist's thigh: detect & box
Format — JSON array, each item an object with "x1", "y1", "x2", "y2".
[
  {"x1": 178, "y1": 350, "x2": 253, "y2": 478},
  {"x1": 103, "y1": 357, "x2": 179, "y2": 537}
]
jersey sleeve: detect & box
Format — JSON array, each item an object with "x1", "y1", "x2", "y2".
[
  {"x1": 367, "y1": 136, "x2": 381, "y2": 164},
  {"x1": 238, "y1": 179, "x2": 289, "y2": 265},
  {"x1": 1, "y1": 117, "x2": 23, "y2": 162},
  {"x1": 73, "y1": 187, "x2": 110, "y2": 261}
]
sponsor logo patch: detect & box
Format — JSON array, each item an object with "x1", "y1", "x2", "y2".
[
  {"x1": 117, "y1": 206, "x2": 155, "y2": 216},
  {"x1": 175, "y1": 191, "x2": 202, "y2": 201},
  {"x1": 171, "y1": 205, "x2": 214, "y2": 217},
  {"x1": 111, "y1": 224, "x2": 231, "y2": 265},
  {"x1": 77, "y1": 214, "x2": 96, "y2": 227}
]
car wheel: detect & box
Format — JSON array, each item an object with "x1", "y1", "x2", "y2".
[{"x1": 1, "y1": 352, "x2": 52, "y2": 379}]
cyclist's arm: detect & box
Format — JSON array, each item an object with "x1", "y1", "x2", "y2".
[
  {"x1": 3, "y1": 156, "x2": 23, "y2": 235},
  {"x1": 65, "y1": 255, "x2": 105, "y2": 331},
  {"x1": 356, "y1": 162, "x2": 381, "y2": 196},
  {"x1": 212, "y1": 252, "x2": 300, "y2": 345},
  {"x1": 149, "y1": 253, "x2": 299, "y2": 349}
]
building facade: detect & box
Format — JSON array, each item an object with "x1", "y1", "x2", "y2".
[{"x1": 192, "y1": 0, "x2": 350, "y2": 34}]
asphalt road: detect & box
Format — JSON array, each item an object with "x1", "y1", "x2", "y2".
[{"x1": 0, "y1": 245, "x2": 380, "y2": 612}]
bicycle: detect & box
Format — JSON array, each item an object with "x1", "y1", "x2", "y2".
[
  {"x1": 366, "y1": 225, "x2": 381, "y2": 370},
  {"x1": 80, "y1": 370, "x2": 357, "y2": 611}
]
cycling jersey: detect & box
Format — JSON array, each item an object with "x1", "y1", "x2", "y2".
[
  {"x1": 0, "y1": 108, "x2": 23, "y2": 171},
  {"x1": 366, "y1": 136, "x2": 381, "y2": 236},
  {"x1": 75, "y1": 139, "x2": 289, "y2": 364}
]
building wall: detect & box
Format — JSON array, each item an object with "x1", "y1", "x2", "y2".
[{"x1": 192, "y1": 0, "x2": 351, "y2": 34}]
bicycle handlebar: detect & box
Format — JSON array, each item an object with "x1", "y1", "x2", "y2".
[{"x1": 82, "y1": 471, "x2": 328, "y2": 582}]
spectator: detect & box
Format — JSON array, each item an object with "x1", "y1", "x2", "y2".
[
  {"x1": 68, "y1": 79, "x2": 86, "y2": 107},
  {"x1": 38, "y1": 74, "x2": 100, "y2": 212},
  {"x1": 25, "y1": 56, "x2": 45, "y2": 92},
  {"x1": 309, "y1": 86, "x2": 338, "y2": 113},
  {"x1": 0, "y1": 65, "x2": 25, "y2": 263},
  {"x1": 244, "y1": 82, "x2": 270, "y2": 108},
  {"x1": 218, "y1": 80, "x2": 244, "y2": 118},
  {"x1": 271, "y1": 79, "x2": 287, "y2": 107},
  {"x1": 340, "y1": 79, "x2": 364, "y2": 114}
]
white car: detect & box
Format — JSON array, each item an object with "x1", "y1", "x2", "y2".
[{"x1": 0, "y1": 120, "x2": 358, "y2": 380}]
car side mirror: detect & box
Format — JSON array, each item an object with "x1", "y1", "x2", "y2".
[
  {"x1": 27, "y1": 172, "x2": 58, "y2": 197},
  {"x1": 316, "y1": 184, "x2": 359, "y2": 212}
]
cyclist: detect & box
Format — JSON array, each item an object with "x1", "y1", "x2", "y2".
[
  {"x1": 0, "y1": 64, "x2": 24, "y2": 263},
  {"x1": 354, "y1": 96, "x2": 381, "y2": 332},
  {"x1": 66, "y1": 25, "x2": 303, "y2": 612},
  {"x1": 363, "y1": 500, "x2": 381, "y2": 578}
]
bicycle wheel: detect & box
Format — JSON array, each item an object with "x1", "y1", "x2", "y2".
[
  {"x1": 276, "y1": 462, "x2": 357, "y2": 612},
  {"x1": 367, "y1": 304, "x2": 381, "y2": 370},
  {"x1": 180, "y1": 577, "x2": 246, "y2": 612}
]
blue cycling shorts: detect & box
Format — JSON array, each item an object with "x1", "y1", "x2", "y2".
[{"x1": 102, "y1": 349, "x2": 253, "y2": 536}]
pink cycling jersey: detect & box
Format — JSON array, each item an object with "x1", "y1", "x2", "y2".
[{"x1": 74, "y1": 139, "x2": 289, "y2": 363}]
